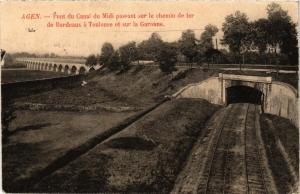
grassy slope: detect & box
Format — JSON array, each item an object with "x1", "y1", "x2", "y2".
[
  {"x1": 260, "y1": 114, "x2": 299, "y2": 193},
  {"x1": 14, "y1": 67, "x2": 297, "y2": 109},
  {"x1": 15, "y1": 66, "x2": 217, "y2": 107},
  {"x1": 261, "y1": 114, "x2": 299, "y2": 173},
  {"x1": 33, "y1": 99, "x2": 220, "y2": 193}
]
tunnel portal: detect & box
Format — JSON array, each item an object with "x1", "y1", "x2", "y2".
[{"x1": 226, "y1": 85, "x2": 263, "y2": 105}]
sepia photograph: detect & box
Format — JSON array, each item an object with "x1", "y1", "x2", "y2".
[{"x1": 0, "y1": 0, "x2": 299, "y2": 193}]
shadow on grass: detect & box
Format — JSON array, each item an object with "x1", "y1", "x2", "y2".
[
  {"x1": 260, "y1": 116, "x2": 296, "y2": 193},
  {"x1": 105, "y1": 137, "x2": 158, "y2": 151},
  {"x1": 8, "y1": 123, "x2": 52, "y2": 136}
]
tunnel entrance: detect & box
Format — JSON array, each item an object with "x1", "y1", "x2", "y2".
[{"x1": 226, "y1": 85, "x2": 263, "y2": 105}]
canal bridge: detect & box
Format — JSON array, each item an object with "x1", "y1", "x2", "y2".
[
  {"x1": 173, "y1": 73, "x2": 298, "y2": 127},
  {"x1": 16, "y1": 58, "x2": 102, "y2": 74}
]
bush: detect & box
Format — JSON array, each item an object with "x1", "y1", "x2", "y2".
[
  {"x1": 157, "y1": 42, "x2": 178, "y2": 73},
  {"x1": 85, "y1": 54, "x2": 97, "y2": 66},
  {"x1": 107, "y1": 51, "x2": 121, "y2": 71}
]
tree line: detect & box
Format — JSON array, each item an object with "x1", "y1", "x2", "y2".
[{"x1": 86, "y1": 3, "x2": 298, "y2": 73}]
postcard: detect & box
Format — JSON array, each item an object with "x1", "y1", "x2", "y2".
[{"x1": 1, "y1": 0, "x2": 298, "y2": 193}]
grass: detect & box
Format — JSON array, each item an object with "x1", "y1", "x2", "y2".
[
  {"x1": 260, "y1": 114, "x2": 298, "y2": 194},
  {"x1": 262, "y1": 114, "x2": 299, "y2": 174},
  {"x1": 2, "y1": 109, "x2": 135, "y2": 192},
  {"x1": 1, "y1": 70, "x2": 66, "y2": 83},
  {"x1": 32, "y1": 99, "x2": 220, "y2": 193},
  {"x1": 15, "y1": 66, "x2": 218, "y2": 108}
]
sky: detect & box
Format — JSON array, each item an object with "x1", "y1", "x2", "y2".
[{"x1": 0, "y1": 0, "x2": 298, "y2": 57}]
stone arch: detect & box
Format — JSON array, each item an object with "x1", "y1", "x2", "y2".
[
  {"x1": 41, "y1": 63, "x2": 45, "y2": 70},
  {"x1": 223, "y1": 80, "x2": 267, "y2": 106},
  {"x1": 45, "y1": 63, "x2": 48, "y2": 71},
  {"x1": 71, "y1": 66, "x2": 77, "y2": 74},
  {"x1": 79, "y1": 66, "x2": 86, "y2": 74},
  {"x1": 89, "y1": 67, "x2": 95, "y2": 72},
  {"x1": 53, "y1": 64, "x2": 58, "y2": 72},
  {"x1": 224, "y1": 80, "x2": 265, "y2": 95},
  {"x1": 226, "y1": 85, "x2": 263, "y2": 105},
  {"x1": 64, "y1": 65, "x2": 70, "y2": 74},
  {"x1": 58, "y1": 64, "x2": 63, "y2": 72},
  {"x1": 48, "y1": 63, "x2": 53, "y2": 71}
]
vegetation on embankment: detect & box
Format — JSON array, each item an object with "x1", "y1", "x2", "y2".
[
  {"x1": 14, "y1": 65, "x2": 298, "y2": 111},
  {"x1": 260, "y1": 114, "x2": 299, "y2": 194},
  {"x1": 15, "y1": 66, "x2": 217, "y2": 108},
  {"x1": 32, "y1": 99, "x2": 220, "y2": 193}
]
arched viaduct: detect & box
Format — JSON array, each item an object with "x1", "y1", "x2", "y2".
[
  {"x1": 16, "y1": 58, "x2": 102, "y2": 74},
  {"x1": 173, "y1": 73, "x2": 298, "y2": 127}
]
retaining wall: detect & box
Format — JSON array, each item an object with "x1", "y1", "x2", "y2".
[
  {"x1": 173, "y1": 77, "x2": 222, "y2": 105},
  {"x1": 265, "y1": 81, "x2": 298, "y2": 127},
  {"x1": 1, "y1": 75, "x2": 83, "y2": 100}
]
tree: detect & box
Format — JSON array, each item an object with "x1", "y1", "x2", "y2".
[
  {"x1": 107, "y1": 51, "x2": 121, "y2": 71},
  {"x1": 119, "y1": 41, "x2": 138, "y2": 70},
  {"x1": 200, "y1": 24, "x2": 219, "y2": 50},
  {"x1": 221, "y1": 11, "x2": 251, "y2": 67},
  {"x1": 157, "y1": 42, "x2": 178, "y2": 73},
  {"x1": 251, "y1": 19, "x2": 269, "y2": 54},
  {"x1": 178, "y1": 29, "x2": 198, "y2": 63},
  {"x1": 85, "y1": 54, "x2": 97, "y2": 66},
  {"x1": 99, "y1": 42, "x2": 114, "y2": 66},
  {"x1": 266, "y1": 3, "x2": 298, "y2": 65},
  {"x1": 199, "y1": 24, "x2": 219, "y2": 65},
  {"x1": 250, "y1": 19, "x2": 270, "y2": 64},
  {"x1": 137, "y1": 32, "x2": 163, "y2": 61}
]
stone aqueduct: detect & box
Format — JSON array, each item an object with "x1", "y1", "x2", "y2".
[
  {"x1": 173, "y1": 73, "x2": 299, "y2": 127},
  {"x1": 16, "y1": 58, "x2": 102, "y2": 74}
]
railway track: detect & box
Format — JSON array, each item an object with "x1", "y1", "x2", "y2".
[
  {"x1": 244, "y1": 105, "x2": 269, "y2": 194},
  {"x1": 196, "y1": 104, "x2": 247, "y2": 194},
  {"x1": 195, "y1": 103, "x2": 271, "y2": 194}
]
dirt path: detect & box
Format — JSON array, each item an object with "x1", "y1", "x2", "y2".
[{"x1": 172, "y1": 103, "x2": 277, "y2": 194}]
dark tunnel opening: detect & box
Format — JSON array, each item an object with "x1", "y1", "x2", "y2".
[{"x1": 226, "y1": 85, "x2": 263, "y2": 105}]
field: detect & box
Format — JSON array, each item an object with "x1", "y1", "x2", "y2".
[{"x1": 1, "y1": 69, "x2": 67, "y2": 83}]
